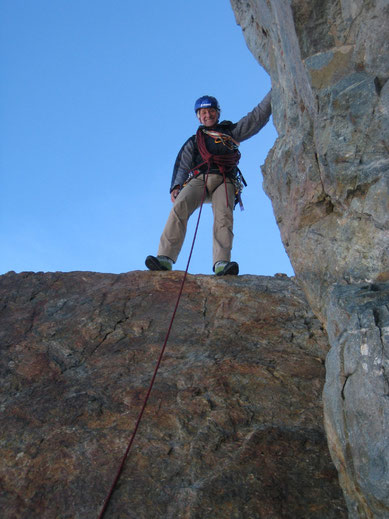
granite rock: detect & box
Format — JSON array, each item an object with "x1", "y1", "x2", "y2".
[
  {"x1": 231, "y1": 0, "x2": 388, "y2": 319},
  {"x1": 0, "y1": 270, "x2": 346, "y2": 518},
  {"x1": 324, "y1": 282, "x2": 389, "y2": 518},
  {"x1": 230, "y1": 0, "x2": 389, "y2": 516}
]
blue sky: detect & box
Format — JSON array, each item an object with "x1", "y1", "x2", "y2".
[{"x1": 0, "y1": 0, "x2": 294, "y2": 277}]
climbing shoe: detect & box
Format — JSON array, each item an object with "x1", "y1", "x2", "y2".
[
  {"x1": 145, "y1": 255, "x2": 173, "y2": 271},
  {"x1": 214, "y1": 261, "x2": 239, "y2": 276}
]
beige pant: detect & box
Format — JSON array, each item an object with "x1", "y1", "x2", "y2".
[{"x1": 158, "y1": 174, "x2": 235, "y2": 267}]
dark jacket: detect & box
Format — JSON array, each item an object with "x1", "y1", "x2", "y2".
[{"x1": 170, "y1": 91, "x2": 272, "y2": 192}]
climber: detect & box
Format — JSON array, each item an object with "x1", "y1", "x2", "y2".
[{"x1": 145, "y1": 91, "x2": 272, "y2": 276}]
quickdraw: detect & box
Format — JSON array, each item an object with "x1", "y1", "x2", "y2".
[
  {"x1": 202, "y1": 129, "x2": 240, "y2": 150},
  {"x1": 232, "y1": 168, "x2": 247, "y2": 211}
]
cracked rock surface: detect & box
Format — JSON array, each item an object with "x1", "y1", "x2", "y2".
[
  {"x1": 230, "y1": 0, "x2": 389, "y2": 516},
  {"x1": 0, "y1": 270, "x2": 346, "y2": 518},
  {"x1": 231, "y1": 0, "x2": 389, "y2": 319},
  {"x1": 324, "y1": 283, "x2": 389, "y2": 518}
]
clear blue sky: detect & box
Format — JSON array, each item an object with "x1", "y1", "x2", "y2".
[{"x1": 0, "y1": 0, "x2": 293, "y2": 277}]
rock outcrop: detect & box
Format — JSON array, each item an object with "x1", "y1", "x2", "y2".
[
  {"x1": 2, "y1": 2, "x2": 388, "y2": 517},
  {"x1": 230, "y1": 0, "x2": 389, "y2": 517},
  {"x1": 0, "y1": 270, "x2": 346, "y2": 518}
]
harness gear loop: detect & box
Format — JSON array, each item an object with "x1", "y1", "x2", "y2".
[{"x1": 97, "y1": 172, "x2": 211, "y2": 519}]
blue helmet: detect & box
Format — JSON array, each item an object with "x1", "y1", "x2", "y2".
[{"x1": 194, "y1": 95, "x2": 220, "y2": 114}]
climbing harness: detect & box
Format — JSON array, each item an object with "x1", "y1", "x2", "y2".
[
  {"x1": 97, "y1": 171, "x2": 211, "y2": 519},
  {"x1": 196, "y1": 127, "x2": 241, "y2": 209},
  {"x1": 174, "y1": 126, "x2": 246, "y2": 210},
  {"x1": 181, "y1": 128, "x2": 245, "y2": 207}
]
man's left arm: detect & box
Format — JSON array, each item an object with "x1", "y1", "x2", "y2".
[{"x1": 231, "y1": 90, "x2": 272, "y2": 143}]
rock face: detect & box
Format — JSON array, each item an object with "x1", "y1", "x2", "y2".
[
  {"x1": 0, "y1": 270, "x2": 347, "y2": 518},
  {"x1": 324, "y1": 283, "x2": 389, "y2": 517},
  {"x1": 230, "y1": 0, "x2": 389, "y2": 517}
]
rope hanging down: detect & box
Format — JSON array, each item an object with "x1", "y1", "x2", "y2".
[{"x1": 97, "y1": 172, "x2": 211, "y2": 519}]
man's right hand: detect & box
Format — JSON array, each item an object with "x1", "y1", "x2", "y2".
[{"x1": 170, "y1": 187, "x2": 180, "y2": 203}]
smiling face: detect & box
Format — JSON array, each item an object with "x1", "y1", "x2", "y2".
[{"x1": 197, "y1": 107, "x2": 219, "y2": 127}]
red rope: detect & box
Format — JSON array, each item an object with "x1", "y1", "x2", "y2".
[
  {"x1": 196, "y1": 128, "x2": 241, "y2": 207},
  {"x1": 97, "y1": 172, "x2": 210, "y2": 519}
]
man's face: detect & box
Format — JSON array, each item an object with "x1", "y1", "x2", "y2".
[{"x1": 197, "y1": 107, "x2": 219, "y2": 127}]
